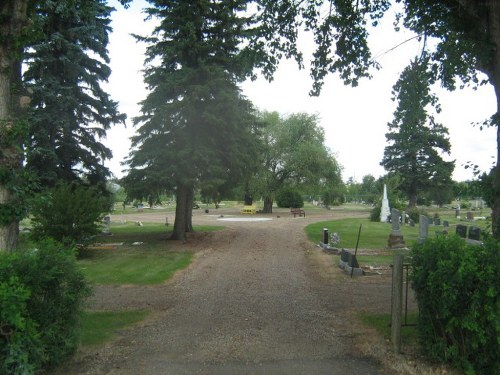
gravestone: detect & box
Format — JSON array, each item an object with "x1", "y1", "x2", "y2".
[
  {"x1": 380, "y1": 184, "x2": 391, "y2": 223},
  {"x1": 443, "y1": 220, "x2": 449, "y2": 227},
  {"x1": 468, "y1": 226, "x2": 481, "y2": 241},
  {"x1": 466, "y1": 211, "x2": 474, "y2": 220},
  {"x1": 401, "y1": 211, "x2": 406, "y2": 225},
  {"x1": 418, "y1": 215, "x2": 429, "y2": 244},
  {"x1": 388, "y1": 208, "x2": 406, "y2": 248},
  {"x1": 102, "y1": 215, "x2": 111, "y2": 235},
  {"x1": 409, "y1": 219, "x2": 415, "y2": 227},
  {"x1": 338, "y1": 249, "x2": 363, "y2": 276},
  {"x1": 434, "y1": 218, "x2": 441, "y2": 226},
  {"x1": 456, "y1": 224, "x2": 467, "y2": 238}
]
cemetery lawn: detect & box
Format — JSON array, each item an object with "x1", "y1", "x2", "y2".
[
  {"x1": 81, "y1": 310, "x2": 150, "y2": 347},
  {"x1": 78, "y1": 223, "x2": 221, "y2": 285},
  {"x1": 305, "y1": 218, "x2": 420, "y2": 249}
]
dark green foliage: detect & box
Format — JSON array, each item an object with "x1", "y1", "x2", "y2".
[
  {"x1": 369, "y1": 205, "x2": 381, "y2": 222},
  {"x1": 411, "y1": 237, "x2": 500, "y2": 374},
  {"x1": 30, "y1": 183, "x2": 111, "y2": 246},
  {"x1": 125, "y1": 0, "x2": 262, "y2": 240},
  {"x1": 405, "y1": 207, "x2": 428, "y2": 224},
  {"x1": 276, "y1": 188, "x2": 303, "y2": 208},
  {"x1": 381, "y1": 58, "x2": 454, "y2": 207},
  {"x1": 0, "y1": 241, "x2": 91, "y2": 373},
  {"x1": 24, "y1": 0, "x2": 125, "y2": 188}
]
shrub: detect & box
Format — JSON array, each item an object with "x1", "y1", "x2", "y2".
[
  {"x1": 406, "y1": 207, "x2": 429, "y2": 224},
  {"x1": 0, "y1": 241, "x2": 91, "y2": 373},
  {"x1": 411, "y1": 236, "x2": 500, "y2": 374},
  {"x1": 30, "y1": 183, "x2": 111, "y2": 246},
  {"x1": 276, "y1": 188, "x2": 303, "y2": 208},
  {"x1": 370, "y1": 205, "x2": 381, "y2": 222}
]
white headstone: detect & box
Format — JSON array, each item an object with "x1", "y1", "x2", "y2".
[{"x1": 380, "y1": 184, "x2": 391, "y2": 223}]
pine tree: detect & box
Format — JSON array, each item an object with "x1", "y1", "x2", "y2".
[
  {"x1": 23, "y1": 0, "x2": 125, "y2": 189},
  {"x1": 381, "y1": 58, "x2": 454, "y2": 207},
  {"x1": 125, "y1": 0, "x2": 260, "y2": 240}
]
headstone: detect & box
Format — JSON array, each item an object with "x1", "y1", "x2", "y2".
[
  {"x1": 102, "y1": 215, "x2": 111, "y2": 235},
  {"x1": 434, "y1": 218, "x2": 441, "y2": 226},
  {"x1": 468, "y1": 226, "x2": 481, "y2": 241},
  {"x1": 380, "y1": 184, "x2": 390, "y2": 223},
  {"x1": 388, "y1": 208, "x2": 406, "y2": 248},
  {"x1": 456, "y1": 224, "x2": 467, "y2": 238},
  {"x1": 455, "y1": 208, "x2": 460, "y2": 218},
  {"x1": 409, "y1": 219, "x2": 415, "y2": 227},
  {"x1": 391, "y1": 209, "x2": 401, "y2": 235},
  {"x1": 401, "y1": 211, "x2": 406, "y2": 225},
  {"x1": 347, "y1": 252, "x2": 360, "y2": 268},
  {"x1": 322, "y1": 228, "x2": 329, "y2": 245},
  {"x1": 418, "y1": 215, "x2": 429, "y2": 243},
  {"x1": 443, "y1": 220, "x2": 449, "y2": 227},
  {"x1": 466, "y1": 211, "x2": 474, "y2": 220}
]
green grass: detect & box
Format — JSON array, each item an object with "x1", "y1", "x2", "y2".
[
  {"x1": 359, "y1": 312, "x2": 418, "y2": 342},
  {"x1": 81, "y1": 310, "x2": 149, "y2": 346},
  {"x1": 305, "y1": 218, "x2": 420, "y2": 249},
  {"x1": 79, "y1": 250, "x2": 192, "y2": 285},
  {"x1": 76, "y1": 222, "x2": 221, "y2": 285}
]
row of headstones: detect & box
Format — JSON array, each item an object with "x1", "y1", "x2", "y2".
[{"x1": 418, "y1": 214, "x2": 482, "y2": 242}]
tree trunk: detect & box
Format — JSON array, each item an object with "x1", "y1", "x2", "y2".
[
  {"x1": 487, "y1": 1, "x2": 500, "y2": 239},
  {"x1": 171, "y1": 185, "x2": 188, "y2": 241},
  {"x1": 184, "y1": 186, "x2": 194, "y2": 233},
  {"x1": 0, "y1": 0, "x2": 28, "y2": 251},
  {"x1": 263, "y1": 196, "x2": 273, "y2": 213}
]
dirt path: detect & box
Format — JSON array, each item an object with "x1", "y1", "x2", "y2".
[{"x1": 58, "y1": 209, "x2": 397, "y2": 375}]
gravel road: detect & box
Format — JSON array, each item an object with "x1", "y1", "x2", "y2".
[{"x1": 56, "y1": 209, "x2": 395, "y2": 375}]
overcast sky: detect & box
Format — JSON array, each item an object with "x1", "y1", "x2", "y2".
[{"x1": 103, "y1": 0, "x2": 497, "y2": 183}]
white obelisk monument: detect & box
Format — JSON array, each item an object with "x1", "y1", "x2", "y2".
[{"x1": 380, "y1": 184, "x2": 390, "y2": 223}]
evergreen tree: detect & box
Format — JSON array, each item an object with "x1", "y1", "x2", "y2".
[
  {"x1": 0, "y1": 0, "x2": 30, "y2": 251},
  {"x1": 23, "y1": 0, "x2": 125, "y2": 189},
  {"x1": 381, "y1": 58, "x2": 454, "y2": 207},
  {"x1": 125, "y1": 0, "x2": 260, "y2": 240}
]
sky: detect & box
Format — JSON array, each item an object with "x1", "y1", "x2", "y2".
[{"x1": 103, "y1": 0, "x2": 498, "y2": 183}]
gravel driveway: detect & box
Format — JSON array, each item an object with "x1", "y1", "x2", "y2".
[{"x1": 56, "y1": 209, "x2": 394, "y2": 375}]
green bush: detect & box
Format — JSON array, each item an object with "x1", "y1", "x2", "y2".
[
  {"x1": 411, "y1": 236, "x2": 500, "y2": 374},
  {"x1": 0, "y1": 241, "x2": 91, "y2": 373},
  {"x1": 369, "y1": 205, "x2": 381, "y2": 222},
  {"x1": 406, "y1": 207, "x2": 429, "y2": 224},
  {"x1": 276, "y1": 188, "x2": 303, "y2": 208},
  {"x1": 30, "y1": 183, "x2": 111, "y2": 246}
]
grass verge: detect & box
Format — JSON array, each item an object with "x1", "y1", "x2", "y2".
[
  {"x1": 305, "y1": 218, "x2": 420, "y2": 249},
  {"x1": 358, "y1": 312, "x2": 419, "y2": 342},
  {"x1": 81, "y1": 310, "x2": 149, "y2": 346}
]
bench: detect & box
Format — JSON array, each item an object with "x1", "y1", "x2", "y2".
[
  {"x1": 241, "y1": 205, "x2": 256, "y2": 214},
  {"x1": 290, "y1": 208, "x2": 305, "y2": 217}
]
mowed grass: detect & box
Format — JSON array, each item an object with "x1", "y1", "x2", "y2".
[
  {"x1": 81, "y1": 310, "x2": 149, "y2": 346},
  {"x1": 78, "y1": 223, "x2": 223, "y2": 285},
  {"x1": 305, "y1": 218, "x2": 421, "y2": 249}
]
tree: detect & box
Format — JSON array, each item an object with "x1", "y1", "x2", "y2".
[
  {"x1": 359, "y1": 174, "x2": 378, "y2": 204},
  {"x1": 255, "y1": 0, "x2": 500, "y2": 237},
  {"x1": 381, "y1": 58, "x2": 454, "y2": 207},
  {"x1": 24, "y1": 0, "x2": 125, "y2": 190},
  {"x1": 124, "y1": 0, "x2": 261, "y2": 241},
  {"x1": 0, "y1": 0, "x2": 30, "y2": 251},
  {"x1": 250, "y1": 111, "x2": 342, "y2": 213}
]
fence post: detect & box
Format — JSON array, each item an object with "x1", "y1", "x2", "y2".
[{"x1": 391, "y1": 253, "x2": 404, "y2": 354}]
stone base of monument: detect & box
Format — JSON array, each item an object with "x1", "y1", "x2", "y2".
[
  {"x1": 338, "y1": 248, "x2": 364, "y2": 276},
  {"x1": 388, "y1": 234, "x2": 406, "y2": 249},
  {"x1": 318, "y1": 242, "x2": 339, "y2": 254}
]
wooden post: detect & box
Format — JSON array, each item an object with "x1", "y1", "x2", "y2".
[{"x1": 391, "y1": 253, "x2": 404, "y2": 353}]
